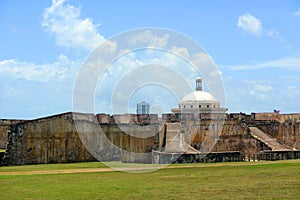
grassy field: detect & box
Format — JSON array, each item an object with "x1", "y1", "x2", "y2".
[{"x1": 0, "y1": 160, "x2": 299, "y2": 199}]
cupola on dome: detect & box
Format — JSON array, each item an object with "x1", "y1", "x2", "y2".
[{"x1": 171, "y1": 77, "x2": 227, "y2": 116}]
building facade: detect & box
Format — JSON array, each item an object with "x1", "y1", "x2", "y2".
[
  {"x1": 172, "y1": 77, "x2": 228, "y2": 117},
  {"x1": 137, "y1": 101, "x2": 150, "y2": 114}
]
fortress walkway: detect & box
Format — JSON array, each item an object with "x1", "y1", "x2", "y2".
[{"x1": 248, "y1": 127, "x2": 292, "y2": 151}]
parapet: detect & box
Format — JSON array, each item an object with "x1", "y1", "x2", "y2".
[{"x1": 96, "y1": 113, "x2": 159, "y2": 125}]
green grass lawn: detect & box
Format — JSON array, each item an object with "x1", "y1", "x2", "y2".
[{"x1": 0, "y1": 160, "x2": 299, "y2": 199}]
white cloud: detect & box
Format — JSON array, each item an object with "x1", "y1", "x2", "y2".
[
  {"x1": 240, "y1": 80, "x2": 272, "y2": 104},
  {"x1": 170, "y1": 46, "x2": 190, "y2": 59},
  {"x1": 293, "y1": 8, "x2": 300, "y2": 16},
  {"x1": 253, "y1": 83, "x2": 272, "y2": 93},
  {"x1": 42, "y1": 0, "x2": 104, "y2": 50},
  {"x1": 191, "y1": 52, "x2": 214, "y2": 69},
  {"x1": 229, "y1": 56, "x2": 300, "y2": 71},
  {"x1": 128, "y1": 30, "x2": 169, "y2": 48},
  {"x1": 237, "y1": 13, "x2": 285, "y2": 43},
  {"x1": 244, "y1": 80, "x2": 273, "y2": 98},
  {"x1": 266, "y1": 28, "x2": 283, "y2": 41},
  {"x1": 0, "y1": 54, "x2": 78, "y2": 82},
  {"x1": 237, "y1": 13, "x2": 262, "y2": 37}
]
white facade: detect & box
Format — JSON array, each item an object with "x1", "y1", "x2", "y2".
[{"x1": 172, "y1": 77, "x2": 227, "y2": 116}]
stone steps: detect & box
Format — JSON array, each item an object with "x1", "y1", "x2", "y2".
[
  {"x1": 249, "y1": 127, "x2": 291, "y2": 151},
  {"x1": 164, "y1": 123, "x2": 181, "y2": 153},
  {"x1": 164, "y1": 123, "x2": 199, "y2": 154}
]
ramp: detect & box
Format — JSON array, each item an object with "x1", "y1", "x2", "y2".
[
  {"x1": 164, "y1": 123, "x2": 181, "y2": 153},
  {"x1": 164, "y1": 123, "x2": 199, "y2": 154},
  {"x1": 249, "y1": 127, "x2": 291, "y2": 151}
]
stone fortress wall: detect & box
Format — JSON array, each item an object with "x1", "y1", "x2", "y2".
[
  {"x1": 162, "y1": 113, "x2": 300, "y2": 162},
  {"x1": 0, "y1": 112, "x2": 162, "y2": 165},
  {"x1": 0, "y1": 119, "x2": 28, "y2": 149},
  {"x1": 0, "y1": 112, "x2": 299, "y2": 165},
  {"x1": 252, "y1": 112, "x2": 300, "y2": 123}
]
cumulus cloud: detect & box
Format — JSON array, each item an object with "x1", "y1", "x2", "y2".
[
  {"x1": 128, "y1": 30, "x2": 170, "y2": 48},
  {"x1": 1, "y1": 0, "x2": 103, "y2": 83},
  {"x1": 170, "y1": 46, "x2": 190, "y2": 59},
  {"x1": 42, "y1": 0, "x2": 104, "y2": 50},
  {"x1": 0, "y1": 54, "x2": 78, "y2": 82},
  {"x1": 237, "y1": 13, "x2": 262, "y2": 37},
  {"x1": 237, "y1": 12, "x2": 285, "y2": 43}
]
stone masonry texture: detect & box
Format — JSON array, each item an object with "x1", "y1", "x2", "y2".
[{"x1": 0, "y1": 112, "x2": 299, "y2": 165}]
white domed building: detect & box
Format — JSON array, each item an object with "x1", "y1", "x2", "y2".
[{"x1": 172, "y1": 77, "x2": 227, "y2": 117}]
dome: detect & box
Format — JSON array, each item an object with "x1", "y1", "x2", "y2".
[
  {"x1": 181, "y1": 91, "x2": 218, "y2": 103},
  {"x1": 171, "y1": 77, "x2": 227, "y2": 115}
]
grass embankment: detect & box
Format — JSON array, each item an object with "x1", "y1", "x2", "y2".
[{"x1": 0, "y1": 160, "x2": 299, "y2": 199}]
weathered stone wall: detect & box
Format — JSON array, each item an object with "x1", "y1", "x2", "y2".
[
  {"x1": 2, "y1": 113, "x2": 96, "y2": 165},
  {"x1": 249, "y1": 121, "x2": 300, "y2": 149},
  {"x1": 1, "y1": 111, "x2": 300, "y2": 165},
  {"x1": 164, "y1": 116, "x2": 299, "y2": 155},
  {"x1": 1, "y1": 112, "x2": 162, "y2": 165},
  {"x1": 178, "y1": 119, "x2": 247, "y2": 153},
  {"x1": 96, "y1": 123, "x2": 163, "y2": 163},
  {"x1": 171, "y1": 119, "x2": 273, "y2": 160},
  {"x1": 0, "y1": 125, "x2": 9, "y2": 149},
  {"x1": 0, "y1": 119, "x2": 27, "y2": 149},
  {"x1": 161, "y1": 114, "x2": 249, "y2": 154},
  {"x1": 253, "y1": 112, "x2": 300, "y2": 123}
]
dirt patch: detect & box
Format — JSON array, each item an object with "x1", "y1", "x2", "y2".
[{"x1": 1, "y1": 160, "x2": 299, "y2": 175}]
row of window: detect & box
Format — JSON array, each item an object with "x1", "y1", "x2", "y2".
[{"x1": 182, "y1": 104, "x2": 218, "y2": 109}]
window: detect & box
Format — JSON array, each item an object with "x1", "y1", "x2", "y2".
[
  {"x1": 207, "y1": 105, "x2": 209, "y2": 108},
  {"x1": 191, "y1": 105, "x2": 193, "y2": 108},
  {"x1": 199, "y1": 105, "x2": 201, "y2": 108},
  {"x1": 183, "y1": 105, "x2": 186, "y2": 108}
]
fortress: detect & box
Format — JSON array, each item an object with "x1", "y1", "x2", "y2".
[{"x1": 0, "y1": 78, "x2": 300, "y2": 165}]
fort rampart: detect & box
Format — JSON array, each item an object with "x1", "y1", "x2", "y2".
[{"x1": 0, "y1": 112, "x2": 299, "y2": 165}]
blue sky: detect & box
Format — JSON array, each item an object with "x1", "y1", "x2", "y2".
[{"x1": 1, "y1": 0, "x2": 300, "y2": 119}]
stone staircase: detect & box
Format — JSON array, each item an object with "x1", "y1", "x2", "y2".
[
  {"x1": 164, "y1": 123, "x2": 182, "y2": 153},
  {"x1": 249, "y1": 127, "x2": 292, "y2": 151},
  {"x1": 164, "y1": 123, "x2": 199, "y2": 154}
]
